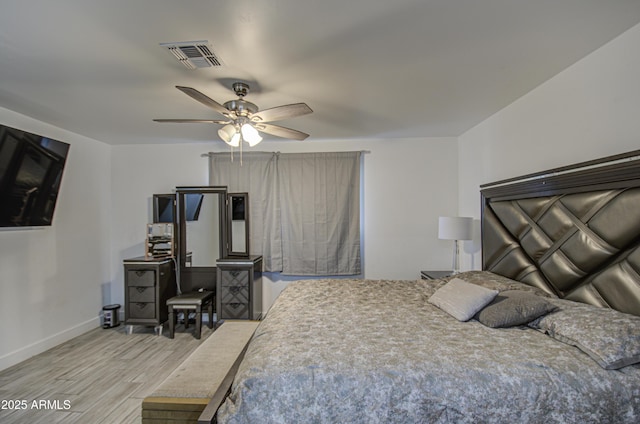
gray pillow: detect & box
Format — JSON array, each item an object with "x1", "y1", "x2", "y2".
[
  {"x1": 441, "y1": 270, "x2": 555, "y2": 298},
  {"x1": 428, "y1": 278, "x2": 498, "y2": 321},
  {"x1": 474, "y1": 290, "x2": 557, "y2": 328},
  {"x1": 529, "y1": 299, "x2": 640, "y2": 370}
]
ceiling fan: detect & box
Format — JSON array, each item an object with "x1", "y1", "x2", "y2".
[{"x1": 153, "y1": 82, "x2": 312, "y2": 146}]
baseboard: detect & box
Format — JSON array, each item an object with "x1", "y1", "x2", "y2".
[{"x1": 0, "y1": 316, "x2": 100, "y2": 372}]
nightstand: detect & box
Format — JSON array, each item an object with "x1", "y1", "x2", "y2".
[{"x1": 420, "y1": 270, "x2": 452, "y2": 280}]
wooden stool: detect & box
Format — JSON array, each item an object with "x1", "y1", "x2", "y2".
[{"x1": 167, "y1": 291, "x2": 215, "y2": 339}]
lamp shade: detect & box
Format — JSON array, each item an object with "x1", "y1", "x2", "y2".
[
  {"x1": 241, "y1": 123, "x2": 263, "y2": 146},
  {"x1": 438, "y1": 216, "x2": 473, "y2": 240},
  {"x1": 218, "y1": 124, "x2": 240, "y2": 147}
]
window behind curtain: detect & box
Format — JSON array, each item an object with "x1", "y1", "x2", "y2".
[{"x1": 209, "y1": 151, "x2": 361, "y2": 275}]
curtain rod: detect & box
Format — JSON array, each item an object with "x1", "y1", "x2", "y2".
[{"x1": 201, "y1": 150, "x2": 370, "y2": 158}]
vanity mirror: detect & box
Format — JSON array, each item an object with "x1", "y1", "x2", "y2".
[
  {"x1": 175, "y1": 186, "x2": 228, "y2": 293},
  {"x1": 228, "y1": 193, "x2": 250, "y2": 257}
]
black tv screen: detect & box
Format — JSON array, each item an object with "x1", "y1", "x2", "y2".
[
  {"x1": 153, "y1": 193, "x2": 203, "y2": 223},
  {"x1": 0, "y1": 124, "x2": 70, "y2": 227}
]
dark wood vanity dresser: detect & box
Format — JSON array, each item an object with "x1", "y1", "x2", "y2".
[
  {"x1": 123, "y1": 187, "x2": 260, "y2": 337},
  {"x1": 123, "y1": 256, "x2": 177, "y2": 334}
]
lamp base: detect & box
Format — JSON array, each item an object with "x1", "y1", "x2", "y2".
[{"x1": 451, "y1": 239, "x2": 462, "y2": 275}]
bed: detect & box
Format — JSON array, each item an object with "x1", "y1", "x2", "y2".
[{"x1": 213, "y1": 150, "x2": 640, "y2": 424}]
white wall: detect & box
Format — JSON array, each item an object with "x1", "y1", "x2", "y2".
[
  {"x1": 110, "y1": 137, "x2": 459, "y2": 310},
  {"x1": 458, "y1": 22, "x2": 640, "y2": 270},
  {"x1": 109, "y1": 143, "x2": 212, "y2": 306},
  {"x1": 0, "y1": 107, "x2": 112, "y2": 371}
]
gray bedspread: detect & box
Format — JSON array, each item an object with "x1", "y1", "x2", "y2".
[{"x1": 217, "y1": 277, "x2": 640, "y2": 423}]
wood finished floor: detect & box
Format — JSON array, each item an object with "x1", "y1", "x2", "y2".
[{"x1": 0, "y1": 323, "x2": 217, "y2": 424}]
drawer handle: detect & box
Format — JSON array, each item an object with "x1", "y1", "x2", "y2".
[
  {"x1": 229, "y1": 303, "x2": 243, "y2": 309},
  {"x1": 136, "y1": 303, "x2": 148, "y2": 309},
  {"x1": 229, "y1": 286, "x2": 241, "y2": 294},
  {"x1": 135, "y1": 270, "x2": 147, "y2": 277},
  {"x1": 136, "y1": 287, "x2": 147, "y2": 293},
  {"x1": 230, "y1": 270, "x2": 240, "y2": 277}
]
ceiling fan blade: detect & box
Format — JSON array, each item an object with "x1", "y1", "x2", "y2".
[
  {"x1": 175, "y1": 86, "x2": 231, "y2": 116},
  {"x1": 251, "y1": 103, "x2": 312, "y2": 123},
  {"x1": 255, "y1": 123, "x2": 309, "y2": 140},
  {"x1": 153, "y1": 119, "x2": 229, "y2": 124}
]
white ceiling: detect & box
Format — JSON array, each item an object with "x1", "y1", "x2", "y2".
[{"x1": 1, "y1": 0, "x2": 640, "y2": 145}]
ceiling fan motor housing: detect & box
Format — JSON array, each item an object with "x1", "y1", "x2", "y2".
[{"x1": 223, "y1": 99, "x2": 258, "y2": 116}]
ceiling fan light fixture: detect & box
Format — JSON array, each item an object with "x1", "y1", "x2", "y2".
[
  {"x1": 218, "y1": 124, "x2": 240, "y2": 147},
  {"x1": 241, "y1": 123, "x2": 263, "y2": 146},
  {"x1": 230, "y1": 132, "x2": 241, "y2": 147}
]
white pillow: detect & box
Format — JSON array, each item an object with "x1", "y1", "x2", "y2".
[{"x1": 428, "y1": 278, "x2": 499, "y2": 321}]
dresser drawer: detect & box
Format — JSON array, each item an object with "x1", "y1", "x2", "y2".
[
  {"x1": 127, "y1": 269, "x2": 156, "y2": 287},
  {"x1": 129, "y1": 286, "x2": 155, "y2": 303},
  {"x1": 219, "y1": 269, "x2": 249, "y2": 287},
  {"x1": 221, "y1": 302, "x2": 249, "y2": 320},
  {"x1": 220, "y1": 285, "x2": 249, "y2": 304},
  {"x1": 128, "y1": 302, "x2": 156, "y2": 319}
]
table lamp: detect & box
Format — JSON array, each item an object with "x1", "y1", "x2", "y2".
[{"x1": 438, "y1": 216, "x2": 473, "y2": 274}]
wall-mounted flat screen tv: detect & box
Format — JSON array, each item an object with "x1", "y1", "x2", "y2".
[
  {"x1": 153, "y1": 193, "x2": 203, "y2": 223},
  {"x1": 0, "y1": 124, "x2": 70, "y2": 227}
]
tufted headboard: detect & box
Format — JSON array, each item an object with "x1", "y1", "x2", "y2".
[{"x1": 480, "y1": 150, "x2": 640, "y2": 317}]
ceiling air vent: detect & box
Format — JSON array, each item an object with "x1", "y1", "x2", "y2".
[{"x1": 160, "y1": 41, "x2": 223, "y2": 69}]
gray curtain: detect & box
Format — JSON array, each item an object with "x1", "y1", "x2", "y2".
[
  {"x1": 209, "y1": 152, "x2": 282, "y2": 271},
  {"x1": 209, "y1": 151, "x2": 361, "y2": 275},
  {"x1": 277, "y1": 152, "x2": 361, "y2": 275}
]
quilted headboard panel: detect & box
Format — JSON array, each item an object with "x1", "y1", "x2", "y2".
[{"x1": 481, "y1": 150, "x2": 640, "y2": 317}]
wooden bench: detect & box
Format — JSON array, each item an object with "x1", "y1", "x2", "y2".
[{"x1": 142, "y1": 321, "x2": 259, "y2": 424}]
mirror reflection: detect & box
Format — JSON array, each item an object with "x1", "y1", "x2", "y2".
[
  {"x1": 229, "y1": 193, "x2": 249, "y2": 256},
  {"x1": 185, "y1": 193, "x2": 220, "y2": 266}
]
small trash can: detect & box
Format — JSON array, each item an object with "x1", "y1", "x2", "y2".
[{"x1": 102, "y1": 304, "x2": 121, "y2": 328}]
